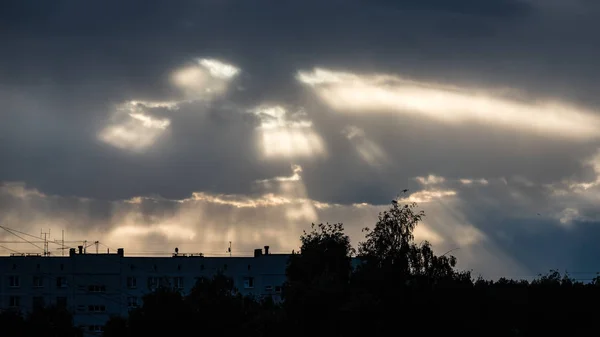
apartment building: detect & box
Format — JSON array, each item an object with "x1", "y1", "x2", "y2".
[{"x1": 0, "y1": 245, "x2": 288, "y2": 336}]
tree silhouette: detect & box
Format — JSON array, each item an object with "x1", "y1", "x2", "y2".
[
  {"x1": 0, "y1": 309, "x2": 26, "y2": 337},
  {"x1": 358, "y1": 199, "x2": 423, "y2": 266},
  {"x1": 284, "y1": 222, "x2": 355, "y2": 337},
  {"x1": 102, "y1": 315, "x2": 127, "y2": 337},
  {"x1": 286, "y1": 222, "x2": 355, "y2": 286},
  {"x1": 26, "y1": 306, "x2": 82, "y2": 337},
  {"x1": 185, "y1": 273, "x2": 249, "y2": 336},
  {"x1": 103, "y1": 272, "x2": 288, "y2": 337},
  {"x1": 351, "y1": 196, "x2": 473, "y2": 335},
  {"x1": 127, "y1": 286, "x2": 192, "y2": 336}
]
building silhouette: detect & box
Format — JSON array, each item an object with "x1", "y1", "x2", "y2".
[{"x1": 0, "y1": 246, "x2": 287, "y2": 335}]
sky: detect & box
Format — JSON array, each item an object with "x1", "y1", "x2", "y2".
[{"x1": 1, "y1": 0, "x2": 600, "y2": 280}]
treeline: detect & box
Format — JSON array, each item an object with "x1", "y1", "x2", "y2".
[
  {"x1": 2, "y1": 199, "x2": 600, "y2": 336},
  {"x1": 0, "y1": 306, "x2": 82, "y2": 337}
]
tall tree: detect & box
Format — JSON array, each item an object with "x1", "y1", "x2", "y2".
[
  {"x1": 286, "y1": 223, "x2": 355, "y2": 286},
  {"x1": 358, "y1": 199, "x2": 423, "y2": 274},
  {"x1": 353, "y1": 195, "x2": 469, "y2": 334},
  {"x1": 284, "y1": 222, "x2": 355, "y2": 337},
  {"x1": 356, "y1": 195, "x2": 463, "y2": 284}
]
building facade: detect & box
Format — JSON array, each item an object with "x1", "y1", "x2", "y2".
[{"x1": 0, "y1": 246, "x2": 288, "y2": 335}]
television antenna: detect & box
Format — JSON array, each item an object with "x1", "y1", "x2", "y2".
[{"x1": 40, "y1": 229, "x2": 50, "y2": 256}]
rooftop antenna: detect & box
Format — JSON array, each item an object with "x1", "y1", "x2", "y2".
[
  {"x1": 82, "y1": 240, "x2": 96, "y2": 254},
  {"x1": 227, "y1": 241, "x2": 232, "y2": 257},
  {"x1": 61, "y1": 230, "x2": 64, "y2": 256},
  {"x1": 41, "y1": 229, "x2": 50, "y2": 257}
]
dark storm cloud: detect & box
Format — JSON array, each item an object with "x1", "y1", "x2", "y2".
[
  {"x1": 1, "y1": 0, "x2": 596, "y2": 106},
  {"x1": 1, "y1": 0, "x2": 599, "y2": 202},
  {"x1": 2, "y1": 0, "x2": 600, "y2": 276},
  {"x1": 365, "y1": 0, "x2": 532, "y2": 17}
]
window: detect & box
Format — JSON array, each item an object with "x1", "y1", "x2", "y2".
[
  {"x1": 148, "y1": 277, "x2": 159, "y2": 289},
  {"x1": 36, "y1": 264, "x2": 40, "y2": 271},
  {"x1": 88, "y1": 285, "x2": 106, "y2": 292},
  {"x1": 248, "y1": 264, "x2": 251, "y2": 271},
  {"x1": 9, "y1": 296, "x2": 20, "y2": 307},
  {"x1": 56, "y1": 297, "x2": 67, "y2": 308},
  {"x1": 200, "y1": 264, "x2": 204, "y2": 271},
  {"x1": 243, "y1": 277, "x2": 254, "y2": 289},
  {"x1": 56, "y1": 277, "x2": 67, "y2": 288},
  {"x1": 275, "y1": 286, "x2": 282, "y2": 293},
  {"x1": 173, "y1": 277, "x2": 184, "y2": 289},
  {"x1": 88, "y1": 305, "x2": 106, "y2": 312},
  {"x1": 9, "y1": 276, "x2": 19, "y2": 287},
  {"x1": 60, "y1": 263, "x2": 64, "y2": 271},
  {"x1": 265, "y1": 285, "x2": 273, "y2": 292},
  {"x1": 127, "y1": 296, "x2": 138, "y2": 308},
  {"x1": 223, "y1": 264, "x2": 228, "y2": 270},
  {"x1": 33, "y1": 276, "x2": 44, "y2": 288},
  {"x1": 32, "y1": 296, "x2": 45, "y2": 309},
  {"x1": 127, "y1": 277, "x2": 137, "y2": 289},
  {"x1": 12, "y1": 264, "x2": 16, "y2": 270},
  {"x1": 77, "y1": 305, "x2": 86, "y2": 312}
]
